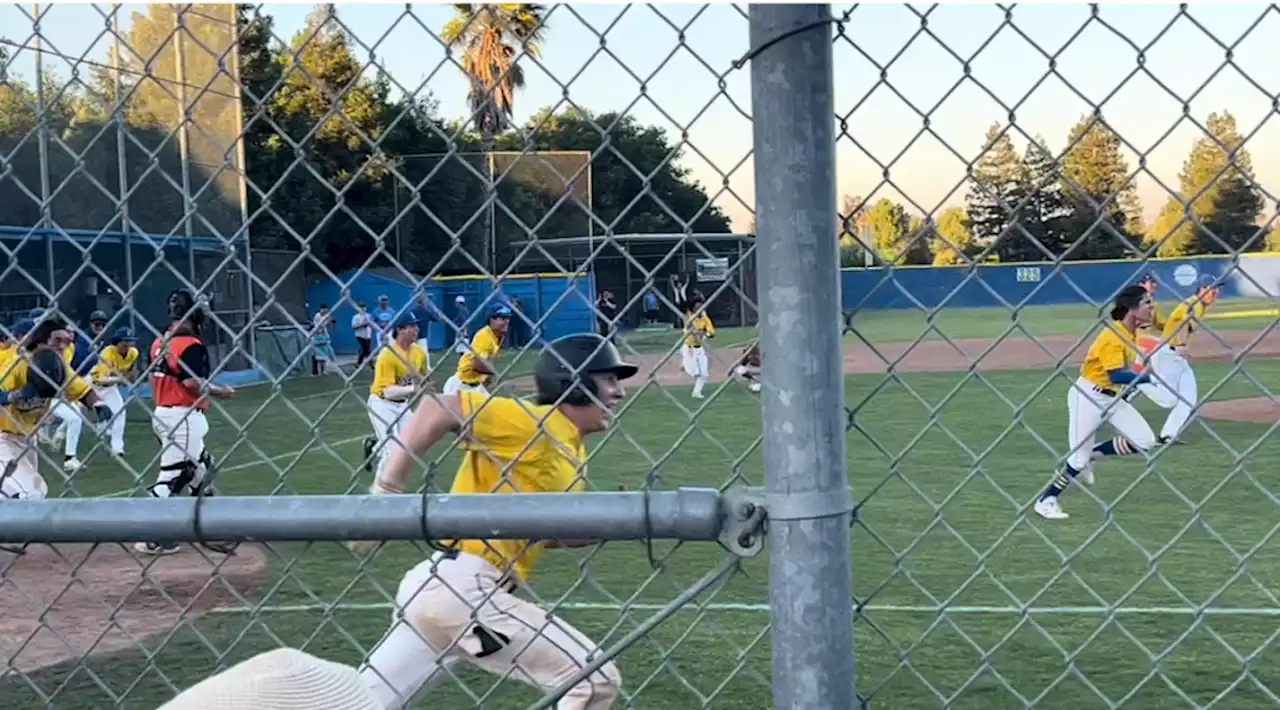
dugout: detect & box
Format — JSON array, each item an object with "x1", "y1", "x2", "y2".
[{"x1": 508, "y1": 233, "x2": 759, "y2": 329}]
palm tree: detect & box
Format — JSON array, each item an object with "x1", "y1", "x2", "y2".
[{"x1": 442, "y1": 4, "x2": 548, "y2": 270}]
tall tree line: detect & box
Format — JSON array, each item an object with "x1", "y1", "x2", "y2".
[
  {"x1": 0, "y1": 4, "x2": 731, "y2": 276},
  {"x1": 840, "y1": 110, "x2": 1274, "y2": 267}
]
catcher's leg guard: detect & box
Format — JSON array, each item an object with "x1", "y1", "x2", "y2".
[
  {"x1": 135, "y1": 462, "x2": 197, "y2": 556},
  {"x1": 190, "y1": 450, "x2": 236, "y2": 556}
]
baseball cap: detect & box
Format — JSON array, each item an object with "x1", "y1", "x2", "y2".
[
  {"x1": 392, "y1": 313, "x2": 419, "y2": 330},
  {"x1": 28, "y1": 307, "x2": 46, "y2": 319},
  {"x1": 11, "y1": 319, "x2": 35, "y2": 337},
  {"x1": 89, "y1": 310, "x2": 109, "y2": 323},
  {"x1": 455, "y1": 295, "x2": 466, "y2": 304},
  {"x1": 113, "y1": 327, "x2": 137, "y2": 342},
  {"x1": 158, "y1": 648, "x2": 381, "y2": 710},
  {"x1": 378, "y1": 294, "x2": 389, "y2": 302},
  {"x1": 490, "y1": 304, "x2": 513, "y2": 319}
]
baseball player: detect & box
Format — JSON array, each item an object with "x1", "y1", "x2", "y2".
[
  {"x1": 362, "y1": 313, "x2": 428, "y2": 480},
  {"x1": 442, "y1": 303, "x2": 510, "y2": 396},
  {"x1": 1035, "y1": 285, "x2": 1159, "y2": 521},
  {"x1": 44, "y1": 310, "x2": 104, "y2": 471},
  {"x1": 730, "y1": 341, "x2": 762, "y2": 393},
  {"x1": 137, "y1": 289, "x2": 235, "y2": 556},
  {"x1": 1, "y1": 318, "x2": 112, "y2": 501},
  {"x1": 681, "y1": 293, "x2": 714, "y2": 399},
  {"x1": 90, "y1": 327, "x2": 139, "y2": 456},
  {"x1": 353, "y1": 332, "x2": 634, "y2": 709},
  {"x1": 1137, "y1": 281, "x2": 1219, "y2": 445}
]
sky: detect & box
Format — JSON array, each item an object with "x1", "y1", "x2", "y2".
[{"x1": 2, "y1": 2, "x2": 1278, "y2": 234}]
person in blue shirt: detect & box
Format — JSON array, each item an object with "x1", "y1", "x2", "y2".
[
  {"x1": 371, "y1": 295, "x2": 396, "y2": 346},
  {"x1": 452, "y1": 295, "x2": 471, "y2": 355},
  {"x1": 408, "y1": 294, "x2": 438, "y2": 373},
  {"x1": 643, "y1": 289, "x2": 659, "y2": 325}
]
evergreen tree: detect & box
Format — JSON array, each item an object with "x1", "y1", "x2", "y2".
[
  {"x1": 1059, "y1": 114, "x2": 1144, "y2": 259},
  {"x1": 966, "y1": 123, "x2": 1027, "y2": 263},
  {"x1": 1019, "y1": 135, "x2": 1071, "y2": 260},
  {"x1": 1158, "y1": 111, "x2": 1263, "y2": 256}
]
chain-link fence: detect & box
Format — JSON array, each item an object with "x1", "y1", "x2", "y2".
[{"x1": 3, "y1": 2, "x2": 1280, "y2": 708}]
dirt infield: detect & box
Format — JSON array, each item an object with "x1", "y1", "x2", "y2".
[
  {"x1": 0, "y1": 543, "x2": 266, "y2": 675},
  {"x1": 1199, "y1": 396, "x2": 1280, "y2": 424},
  {"x1": 622, "y1": 327, "x2": 1280, "y2": 386}
]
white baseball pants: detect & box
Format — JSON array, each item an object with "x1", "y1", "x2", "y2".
[
  {"x1": 682, "y1": 345, "x2": 709, "y2": 397},
  {"x1": 0, "y1": 433, "x2": 45, "y2": 499},
  {"x1": 95, "y1": 386, "x2": 127, "y2": 454},
  {"x1": 367, "y1": 394, "x2": 410, "y2": 478},
  {"x1": 1067, "y1": 376, "x2": 1156, "y2": 472},
  {"x1": 442, "y1": 376, "x2": 489, "y2": 396},
  {"x1": 1137, "y1": 346, "x2": 1197, "y2": 440},
  {"x1": 151, "y1": 407, "x2": 210, "y2": 496},
  {"x1": 51, "y1": 401, "x2": 83, "y2": 458},
  {"x1": 360, "y1": 550, "x2": 620, "y2": 709}
]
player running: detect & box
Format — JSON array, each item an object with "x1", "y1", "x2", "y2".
[
  {"x1": 442, "y1": 303, "x2": 510, "y2": 396},
  {"x1": 90, "y1": 327, "x2": 140, "y2": 456},
  {"x1": 1, "y1": 318, "x2": 112, "y2": 501},
  {"x1": 353, "y1": 332, "x2": 633, "y2": 709},
  {"x1": 681, "y1": 293, "x2": 714, "y2": 399},
  {"x1": 136, "y1": 289, "x2": 235, "y2": 556},
  {"x1": 730, "y1": 340, "x2": 762, "y2": 393},
  {"x1": 1035, "y1": 285, "x2": 1158, "y2": 521},
  {"x1": 363, "y1": 314, "x2": 428, "y2": 481},
  {"x1": 1137, "y1": 280, "x2": 1219, "y2": 445}
]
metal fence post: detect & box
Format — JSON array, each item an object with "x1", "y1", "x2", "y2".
[{"x1": 749, "y1": 5, "x2": 856, "y2": 709}]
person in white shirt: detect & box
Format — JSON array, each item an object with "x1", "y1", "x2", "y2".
[{"x1": 351, "y1": 301, "x2": 373, "y2": 367}]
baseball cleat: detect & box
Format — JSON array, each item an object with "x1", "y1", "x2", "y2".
[
  {"x1": 1158, "y1": 436, "x2": 1184, "y2": 446},
  {"x1": 1077, "y1": 467, "x2": 1095, "y2": 486},
  {"x1": 362, "y1": 436, "x2": 376, "y2": 473},
  {"x1": 1034, "y1": 497, "x2": 1069, "y2": 520},
  {"x1": 748, "y1": 383, "x2": 762, "y2": 393},
  {"x1": 63, "y1": 457, "x2": 83, "y2": 473},
  {"x1": 134, "y1": 541, "x2": 180, "y2": 556}
]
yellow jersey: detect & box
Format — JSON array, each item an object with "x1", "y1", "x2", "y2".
[
  {"x1": 1080, "y1": 321, "x2": 1141, "y2": 390},
  {"x1": 456, "y1": 326, "x2": 502, "y2": 386},
  {"x1": 61, "y1": 344, "x2": 74, "y2": 365},
  {"x1": 91, "y1": 345, "x2": 139, "y2": 386},
  {"x1": 1161, "y1": 297, "x2": 1206, "y2": 348},
  {"x1": 371, "y1": 342, "x2": 428, "y2": 398},
  {"x1": 0, "y1": 353, "x2": 92, "y2": 436},
  {"x1": 684, "y1": 311, "x2": 715, "y2": 348},
  {"x1": 0, "y1": 345, "x2": 17, "y2": 379},
  {"x1": 448, "y1": 391, "x2": 586, "y2": 581}
]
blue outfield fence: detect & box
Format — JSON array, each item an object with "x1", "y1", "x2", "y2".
[
  {"x1": 840, "y1": 254, "x2": 1280, "y2": 312},
  {"x1": 306, "y1": 270, "x2": 598, "y2": 355}
]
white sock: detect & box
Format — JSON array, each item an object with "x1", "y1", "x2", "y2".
[{"x1": 693, "y1": 377, "x2": 706, "y2": 396}]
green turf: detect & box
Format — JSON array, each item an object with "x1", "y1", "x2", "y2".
[{"x1": 6, "y1": 354, "x2": 1280, "y2": 708}]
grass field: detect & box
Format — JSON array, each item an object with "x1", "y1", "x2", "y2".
[{"x1": 5, "y1": 302, "x2": 1280, "y2": 708}]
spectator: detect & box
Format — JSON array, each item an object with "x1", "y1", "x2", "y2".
[
  {"x1": 452, "y1": 295, "x2": 470, "y2": 355},
  {"x1": 371, "y1": 295, "x2": 396, "y2": 345},
  {"x1": 643, "y1": 288, "x2": 659, "y2": 325},
  {"x1": 312, "y1": 304, "x2": 335, "y2": 376},
  {"x1": 351, "y1": 301, "x2": 373, "y2": 367},
  {"x1": 596, "y1": 290, "x2": 618, "y2": 341},
  {"x1": 508, "y1": 295, "x2": 527, "y2": 348},
  {"x1": 409, "y1": 293, "x2": 437, "y2": 372},
  {"x1": 669, "y1": 273, "x2": 690, "y2": 328}
]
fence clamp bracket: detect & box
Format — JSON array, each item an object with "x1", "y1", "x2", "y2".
[{"x1": 721, "y1": 486, "x2": 854, "y2": 557}]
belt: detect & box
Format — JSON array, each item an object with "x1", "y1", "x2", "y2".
[
  {"x1": 686, "y1": 344, "x2": 702, "y2": 349},
  {"x1": 1093, "y1": 385, "x2": 1118, "y2": 397},
  {"x1": 438, "y1": 548, "x2": 519, "y2": 594}
]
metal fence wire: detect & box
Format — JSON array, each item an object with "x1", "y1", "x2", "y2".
[{"x1": 1, "y1": 2, "x2": 1279, "y2": 709}]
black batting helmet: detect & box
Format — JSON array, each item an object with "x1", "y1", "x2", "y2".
[
  {"x1": 167, "y1": 288, "x2": 205, "y2": 330},
  {"x1": 533, "y1": 333, "x2": 638, "y2": 406},
  {"x1": 27, "y1": 348, "x2": 66, "y2": 398}
]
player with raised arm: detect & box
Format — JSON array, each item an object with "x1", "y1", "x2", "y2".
[
  {"x1": 136, "y1": 290, "x2": 235, "y2": 556},
  {"x1": 91, "y1": 327, "x2": 140, "y2": 457},
  {"x1": 1035, "y1": 285, "x2": 1158, "y2": 521},
  {"x1": 681, "y1": 293, "x2": 715, "y2": 399},
  {"x1": 1137, "y1": 280, "x2": 1219, "y2": 445},
  {"x1": 363, "y1": 313, "x2": 428, "y2": 480},
  {"x1": 442, "y1": 303, "x2": 510, "y2": 396},
  {"x1": 353, "y1": 333, "x2": 634, "y2": 709}
]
